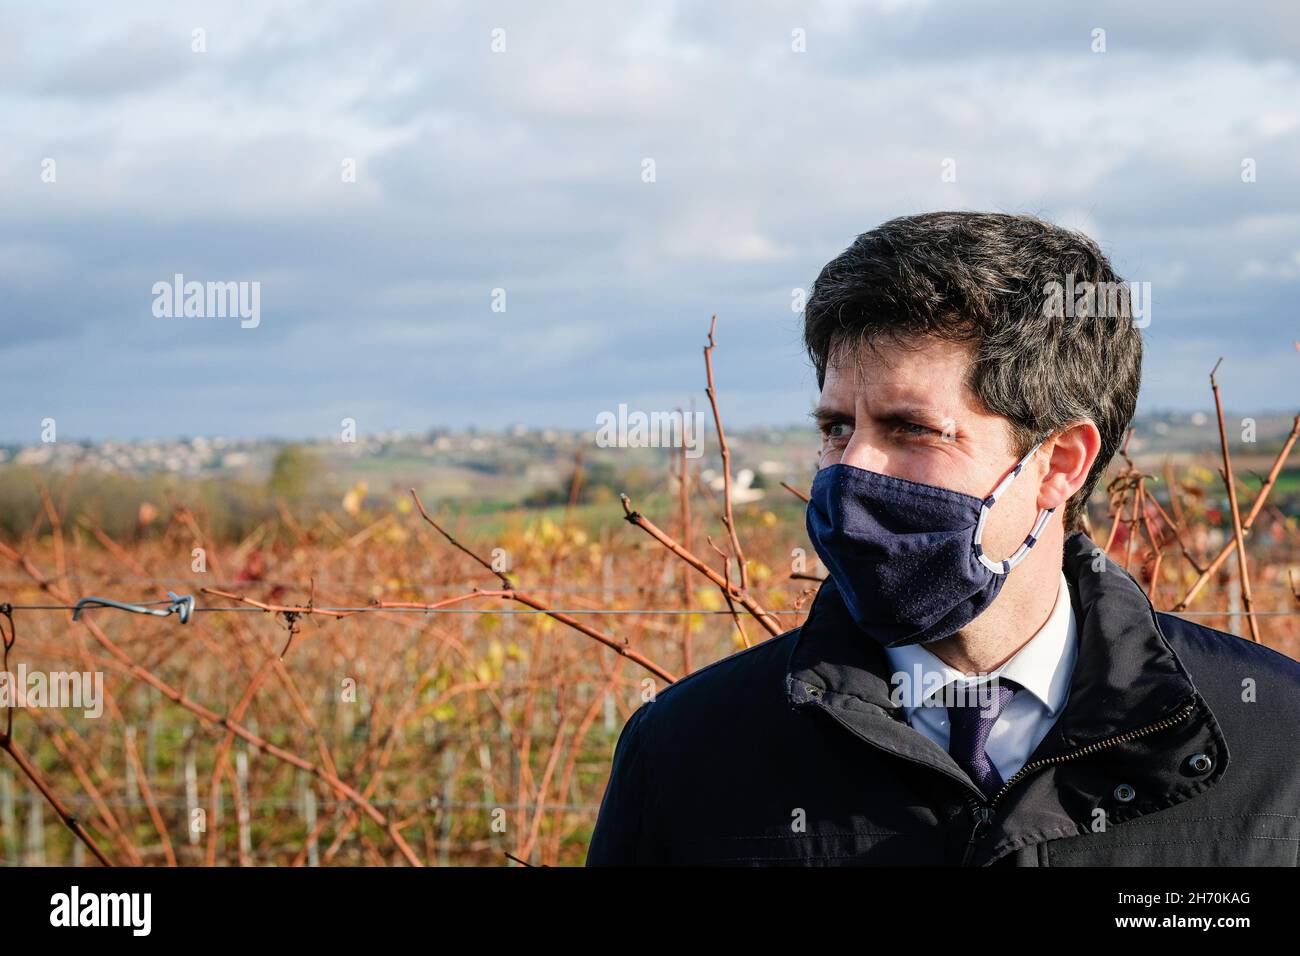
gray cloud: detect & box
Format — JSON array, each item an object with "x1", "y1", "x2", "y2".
[{"x1": 1, "y1": 0, "x2": 1297, "y2": 443}]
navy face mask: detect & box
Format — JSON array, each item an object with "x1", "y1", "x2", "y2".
[{"x1": 805, "y1": 442, "x2": 1055, "y2": 648}]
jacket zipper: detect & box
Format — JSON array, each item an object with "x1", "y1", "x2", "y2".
[{"x1": 960, "y1": 698, "x2": 1199, "y2": 866}]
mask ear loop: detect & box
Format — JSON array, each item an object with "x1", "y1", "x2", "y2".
[{"x1": 973, "y1": 441, "x2": 1057, "y2": 575}]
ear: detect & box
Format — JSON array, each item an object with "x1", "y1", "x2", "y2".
[{"x1": 1037, "y1": 421, "x2": 1102, "y2": 512}]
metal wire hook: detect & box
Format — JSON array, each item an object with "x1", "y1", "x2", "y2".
[{"x1": 71, "y1": 591, "x2": 195, "y2": 624}]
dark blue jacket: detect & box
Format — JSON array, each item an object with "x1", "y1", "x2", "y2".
[{"x1": 586, "y1": 531, "x2": 1300, "y2": 865}]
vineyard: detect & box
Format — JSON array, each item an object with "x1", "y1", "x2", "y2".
[{"x1": 1, "y1": 339, "x2": 1297, "y2": 867}]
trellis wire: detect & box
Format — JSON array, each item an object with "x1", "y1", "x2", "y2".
[{"x1": 2, "y1": 601, "x2": 1296, "y2": 617}]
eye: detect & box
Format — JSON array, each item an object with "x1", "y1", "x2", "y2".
[
  {"x1": 826, "y1": 422, "x2": 853, "y2": 440},
  {"x1": 899, "y1": 422, "x2": 935, "y2": 436}
]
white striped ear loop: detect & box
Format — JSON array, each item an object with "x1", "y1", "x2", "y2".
[{"x1": 972, "y1": 441, "x2": 1056, "y2": 574}]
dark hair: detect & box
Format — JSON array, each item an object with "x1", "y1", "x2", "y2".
[{"x1": 803, "y1": 211, "x2": 1143, "y2": 531}]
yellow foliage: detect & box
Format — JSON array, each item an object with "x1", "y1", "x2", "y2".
[
  {"x1": 342, "y1": 481, "x2": 368, "y2": 516},
  {"x1": 695, "y1": 588, "x2": 723, "y2": 611},
  {"x1": 524, "y1": 517, "x2": 564, "y2": 548}
]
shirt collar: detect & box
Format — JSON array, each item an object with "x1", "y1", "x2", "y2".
[{"x1": 884, "y1": 571, "x2": 1077, "y2": 716}]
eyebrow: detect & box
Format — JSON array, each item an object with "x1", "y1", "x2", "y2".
[
  {"x1": 810, "y1": 403, "x2": 947, "y2": 428},
  {"x1": 809, "y1": 404, "x2": 851, "y2": 428}
]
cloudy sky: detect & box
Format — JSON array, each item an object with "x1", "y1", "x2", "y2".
[{"x1": 1, "y1": 0, "x2": 1297, "y2": 443}]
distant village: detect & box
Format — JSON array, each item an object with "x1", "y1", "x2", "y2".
[{"x1": 0, "y1": 411, "x2": 1290, "y2": 490}]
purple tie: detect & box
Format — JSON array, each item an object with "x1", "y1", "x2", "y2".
[{"x1": 947, "y1": 677, "x2": 1020, "y2": 801}]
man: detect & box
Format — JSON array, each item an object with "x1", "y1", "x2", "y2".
[{"x1": 586, "y1": 211, "x2": 1300, "y2": 866}]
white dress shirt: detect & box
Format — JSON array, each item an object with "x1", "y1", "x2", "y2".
[{"x1": 884, "y1": 571, "x2": 1077, "y2": 782}]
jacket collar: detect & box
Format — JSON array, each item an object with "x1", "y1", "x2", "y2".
[{"x1": 786, "y1": 530, "x2": 1208, "y2": 758}]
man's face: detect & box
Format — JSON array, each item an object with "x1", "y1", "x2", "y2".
[{"x1": 813, "y1": 335, "x2": 1042, "y2": 559}]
